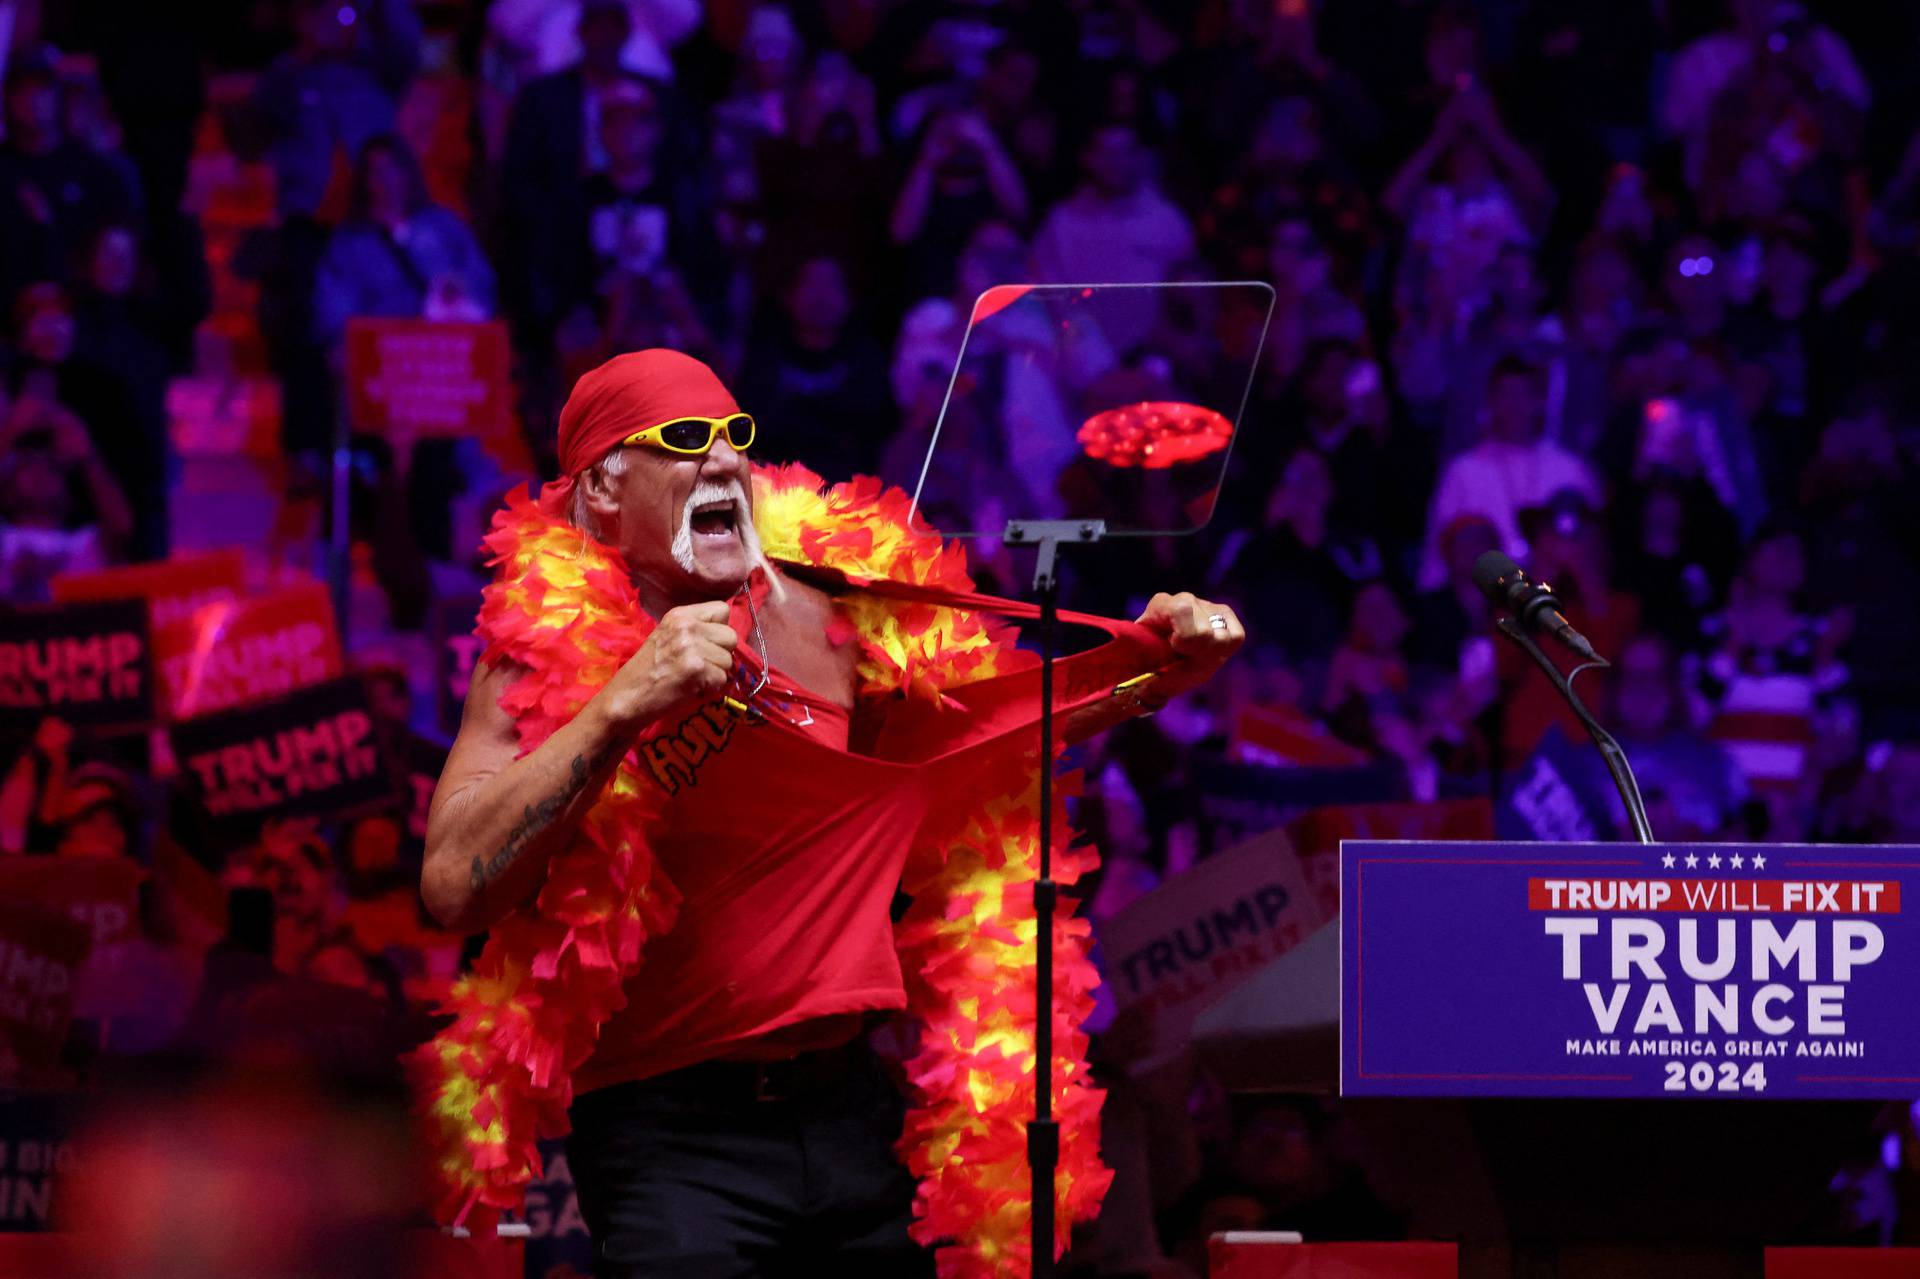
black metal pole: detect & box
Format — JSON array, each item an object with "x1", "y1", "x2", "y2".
[
  {"x1": 1030, "y1": 541, "x2": 1059, "y2": 1278},
  {"x1": 1002, "y1": 521, "x2": 1101, "y2": 1277},
  {"x1": 1494, "y1": 617, "x2": 1655, "y2": 844}
]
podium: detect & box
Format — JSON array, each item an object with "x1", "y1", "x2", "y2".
[
  {"x1": 1189, "y1": 840, "x2": 1920, "y2": 1277},
  {"x1": 1340, "y1": 841, "x2": 1917, "y2": 1099}
]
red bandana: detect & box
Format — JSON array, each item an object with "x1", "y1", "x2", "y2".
[{"x1": 538, "y1": 349, "x2": 742, "y2": 516}]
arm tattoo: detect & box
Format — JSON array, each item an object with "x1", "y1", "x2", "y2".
[{"x1": 469, "y1": 739, "x2": 621, "y2": 893}]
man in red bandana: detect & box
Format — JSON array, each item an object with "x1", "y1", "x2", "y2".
[{"x1": 421, "y1": 349, "x2": 1244, "y2": 1276}]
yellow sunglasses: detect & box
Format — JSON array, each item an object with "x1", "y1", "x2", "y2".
[{"x1": 620, "y1": 413, "x2": 756, "y2": 455}]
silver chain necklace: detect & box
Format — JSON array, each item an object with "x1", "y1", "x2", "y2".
[
  {"x1": 739, "y1": 577, "x2": 771, "y2": 702},
  {"x1": 736, "y1": 578, "x2": 816, "y2": 728}
]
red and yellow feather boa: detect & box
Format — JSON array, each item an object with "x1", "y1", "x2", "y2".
[{"x1": 407, "y1": 464, "x2": 1112, "y2": 1275}]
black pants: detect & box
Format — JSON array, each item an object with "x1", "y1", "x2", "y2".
[{"x1": 565, "y1": 1047, "x2": 936, "y2": 1278}]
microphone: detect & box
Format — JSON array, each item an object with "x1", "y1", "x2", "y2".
[{"x1": 1471, "y1": 550, "x2": 1601, "y2": 662}]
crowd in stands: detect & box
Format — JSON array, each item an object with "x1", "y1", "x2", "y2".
[{"x1": 5, "y1": 0, "x2": 1920, "y2": 1266}]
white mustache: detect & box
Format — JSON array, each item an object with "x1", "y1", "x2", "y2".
[{"x1": 671, "y1": 478, "x2": 768, "y2": 583}]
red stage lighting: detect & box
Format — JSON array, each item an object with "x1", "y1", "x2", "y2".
[{"x1": 1075, "y1": 401, "x2": 1233, "y2": 469}]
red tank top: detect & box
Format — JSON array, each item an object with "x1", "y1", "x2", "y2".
[
  {"x1": 572, "y1": 577, "x2": 1170, "y2": 1095},
  {"x1": 574, "y1": 669, "x2": 927, "y2": 1092}
]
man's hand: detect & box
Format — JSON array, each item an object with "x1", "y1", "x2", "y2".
[
  {"x1": 602, "y1": 601, "x2": 738, "y2": 726},
  {"x1": 1057, "y1": 594, "x2": 1244, "y2": 743},
  {"x1": 1135, "y1": 592, "x2": 1245, "y2": 668}
]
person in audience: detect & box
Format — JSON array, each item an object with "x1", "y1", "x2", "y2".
[
  {"x1": 708, "y1": 6, "x2": 807, "y2": 206},
  {"x1": 1588, "y1": 632, "x2": 1750, "y2": 839},
  {"x1": 1385, "y1": 82, "x2": 1552, "y2": 334},
  {"x1": 1320, "y1": 578, "x2": 1418, "y2": 763},
  {"x1": 0, "y1": 54, "x2": 142, "y2": 300},
  {"x1": 1611, "y1": 473, "x2": 1740, "y2": 652},
  {"x1": 241, "y1": 0, "x2": 421, "y2": 460},
  {"x1": 976, "y1": 39, "x2": 1061, "y2": 204},
  {"x1": 756, "y1": 51, "x2": 890, "y2": 308},
  {"x1": 1493, "y1": 487, "x2": 1641, "y2": 765},
  {"x1": 1661, "y1": 0, "x2": 1868, "y2": 198},
  {"x1": 247, "y1": 0, "x2": 422, "y2": 222},
  {"x1": 57, "y1": 62, "x2": 145, "y2": 208},
  {"x1": 484, "y1": 0, "x2": 700, "y2": 102},
  {"x1": 1222, "y1": 1096, "x2": 1402, "y2": 1241},
  {"x1": 1408, "y1": 513, "x2": 1500, "y2": 678},
  {"x1": 0, "y1": 393, "x2": 133, "y2": 598},
  {"x1": 68, "y1": 223, "x2": 177, "y2": 557},
  {"x1": 736, "y1": 255, "x2": 895, "y2": 482},
  {"x1": 1265, "y1": 339, "x2": 1407, "y2": 551},
  {"x1": 1797, "y1": 397, "x2": 1920, "y2": 729},
  {"x1": 890, "y1": 107, "x2": 1031, "y2": 303},
  {"x1": 0, "y1": 717, "x2": 75, "y2": 855},
  {"x1": 1420, "y1": 353, "x2": 1602, "y2": 589},
  {"x1": 225, "y1": 821, "x2": 355, "y2": 978},
  {"x1": 1693, "y1": 520, "x2": 1849, "y2": 836},
  {"x1": 74, "y1": 881, "x2": 202, "y2": 1056},
  {"x1": 1031, "y1": 121, "x2": 1192, "y2": 353},
  {"x1": 573, "y1": 76, "x2": 722, "y2": 358},
  {"x1": 500, "y1": 0, "x2": 681, "y2": 356},
  {"x1": 312, "y1": 135, "x2": 497, "y2": 348},
  {"x1": 1258, "y1": 212, "x2": 1369, "y2": 391},
  {"x1": 1210, "y1": 445, "x2": 1365, "y2": 673},
  {"x1": 48, "y1": 761, "x2": 141, "y2": 860}
]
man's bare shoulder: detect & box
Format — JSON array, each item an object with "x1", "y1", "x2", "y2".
[
  {"x1": 779, "y1": 572, "x2": 842, "y2": 618},
  {"x1": 450, "y1": 656, "x2": 530, "y2": 750}
]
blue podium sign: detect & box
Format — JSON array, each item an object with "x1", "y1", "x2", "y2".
[{"x1": 1341, "y1": 842, "x2": 1920, "y2": 1099}]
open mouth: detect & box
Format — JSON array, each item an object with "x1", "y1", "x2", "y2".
[{"x1": 689, "y1": 499, "x2": 740, "y2": 541}]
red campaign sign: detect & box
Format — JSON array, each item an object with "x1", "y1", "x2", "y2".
[
  {"x1": 1207, "y1": 1240, "x2": 1459, "y2": 1279},
  {"x1": 1765, "y1": 1248, "x2": 1920, "y2": 1278},
  {"x1": 344, "y1": 318, "x2": 512, "y2": 438},
  {"x1": 0, "y1": 859, "x2": 144, "y2": 950},
  {"x1": 154, "y1": 580, "x2": 344, "y2": 720},
  {"x1": 0, "y1": 600, "x2": 153, "y2": 735},
  {"x1": 51, "y1": 549, "x2": 247, "y2": 630},
  {"x1": 0, "y1": 902, "x2": 92, "y2": 1084},
  {"x1": 171, "y1": 677, "x2": 400, "y2": 846}
]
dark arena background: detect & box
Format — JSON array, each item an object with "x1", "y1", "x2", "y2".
[{"x1": 1, "y1": 0, "x2": 1919, "y2": 1276}]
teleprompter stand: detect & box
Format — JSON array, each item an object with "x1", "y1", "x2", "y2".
[
  {"x1": 1003, "y1": 517, "x2": 1105, "y2": 1279},
  {"x1": 909, "y1": 279, "x2": 1277, "y2": 1274},
  {"x1": 1492, "y1": 615, "x2": 1656, "y2": 844}
]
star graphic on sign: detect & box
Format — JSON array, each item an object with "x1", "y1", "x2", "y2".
[
  {"x1": 1730, "y1": 853, "x2": 1745, "y2": 869},
  {"x1": 1661, "y1": 853, "x2": 1676, "y2": 869},
  {"x1": 1752, "y1": 854, "x2": 1767, "y2": 870},
  {"x1": 1708, "y1": 853, "x2": 1723, "y2": 869},
  {"x1": 1685, "y1": 853, "x2": 1700, "y2": 869}
]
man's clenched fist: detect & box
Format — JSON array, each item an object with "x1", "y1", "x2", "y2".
[
  {"x1": 1136, "y1": 592, "x2": 1245, "y2": 665},
  {"x1": 602, "y1": 600, "x2": 739, "y2": 725}
]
